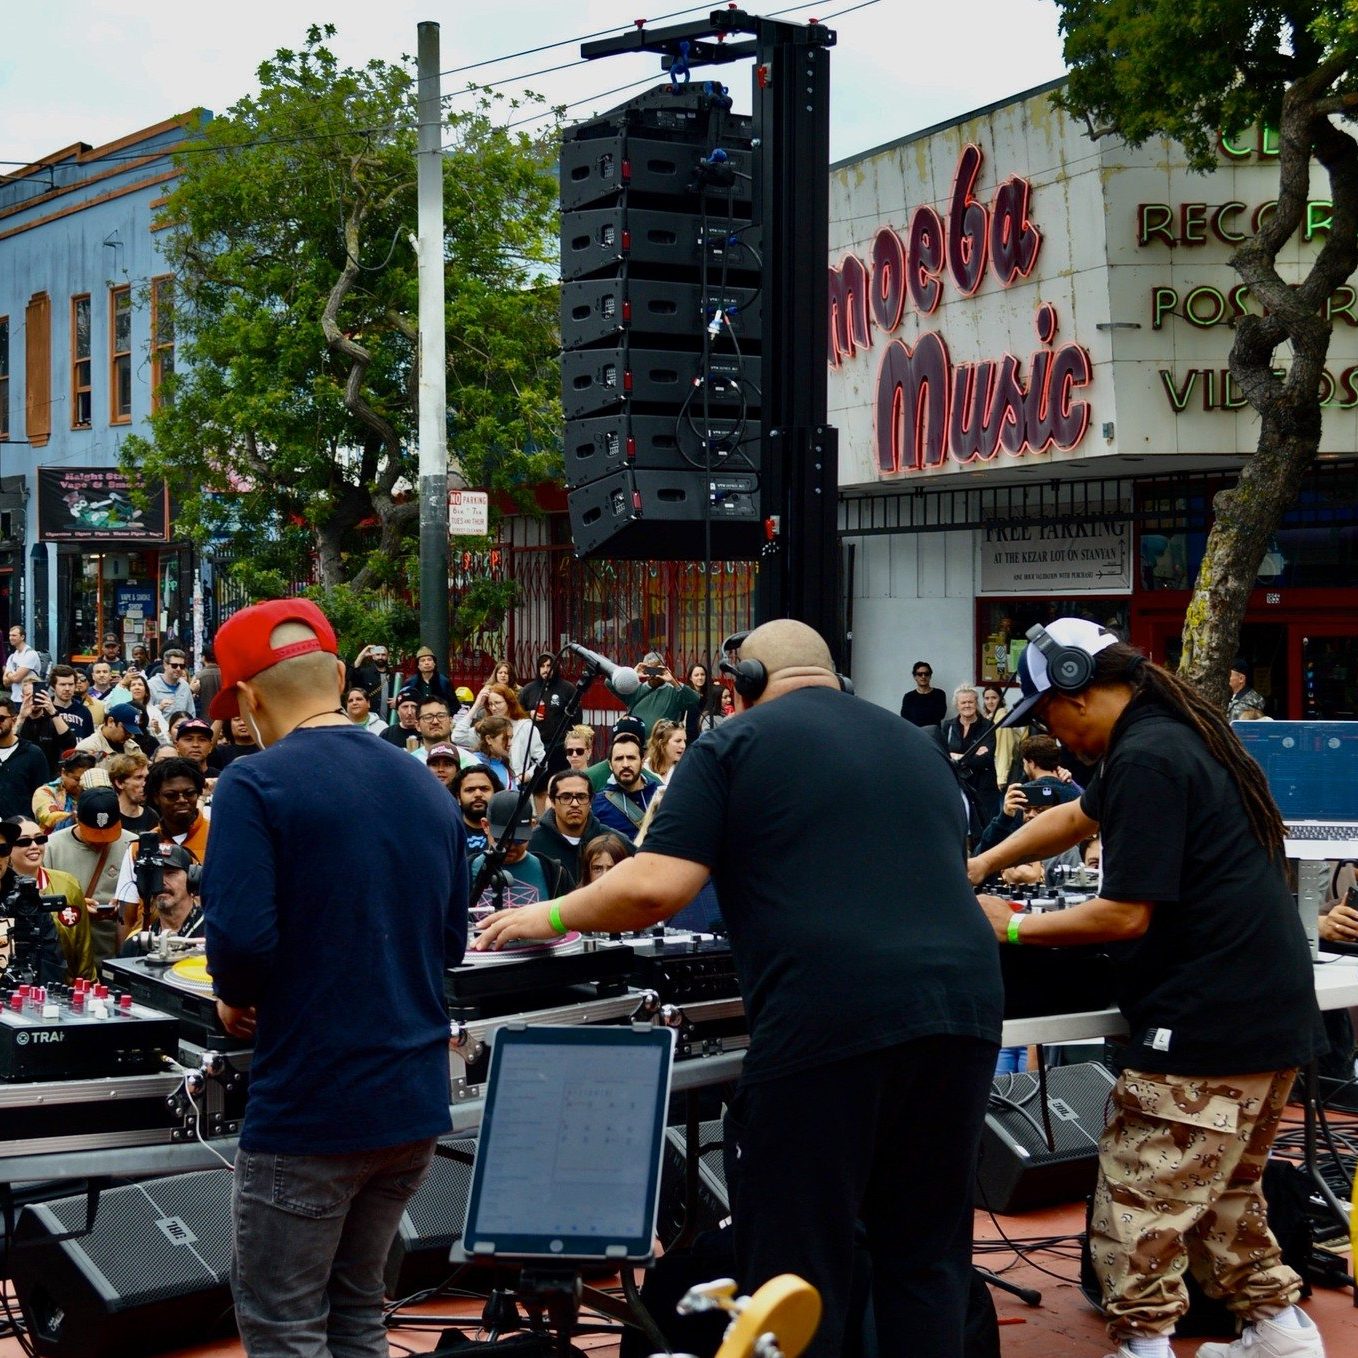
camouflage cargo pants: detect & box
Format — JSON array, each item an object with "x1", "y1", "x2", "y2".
[{"x1": 1088, "y1": 1066, "x2": 1303, "y2": 1340}]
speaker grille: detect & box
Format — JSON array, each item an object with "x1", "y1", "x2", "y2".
[{"x1": 34, "y1": 1173, "x2": 232, "y2": 1310}]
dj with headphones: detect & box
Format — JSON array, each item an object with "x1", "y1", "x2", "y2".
[
  {"x1": 477, "y1": 619, "x2": 1002, "y2": 1358},
  {"x1": 968, "y1": 619, "x2": 1327, "y2": 1358}
]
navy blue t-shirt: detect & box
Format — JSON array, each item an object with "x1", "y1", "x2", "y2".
[{"x1": 204, "y1": 725, "x2": 467, "y2": 1153}]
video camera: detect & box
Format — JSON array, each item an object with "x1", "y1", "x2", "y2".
[
  {"x1": 1, "y1": 878, "x2": 71, "y2": 983},
  {"x1": 132, "y1": 833, "x2": 202, "y2": 906}
]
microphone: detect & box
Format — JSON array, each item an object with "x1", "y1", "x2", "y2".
[{"x1": 565, "y1": 642, "x2": 641, "y2": 696}]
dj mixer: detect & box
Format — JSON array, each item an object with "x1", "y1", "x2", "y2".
[{"x1": 0, "y1": 977, "x2": 181, "y2": 1082}]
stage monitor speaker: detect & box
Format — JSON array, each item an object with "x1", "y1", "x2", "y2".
[
  {"x1": 568, "y1": 468, "x2": 763, "y2": 560},
  {"x1": 976, "y1": 1062, "x2": 1115, "y2": 1214},
  {"x1": 9, "y1": 1170, "x2": 235, "y2": 1358},
  {"x1": 657, "y1": 1119, "x2": 729, "y2": 1248},
  {"x1": 383, "y1": 1137, "x2": 477, "y2": 1300}
]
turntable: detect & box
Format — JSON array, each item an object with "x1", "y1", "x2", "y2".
[
  {"x1": 100, "y1": 952, "x2": 253, "y2": 1051},
  {"x1": 444, "y1": 935, "x2": 636, "y2": 1019}
]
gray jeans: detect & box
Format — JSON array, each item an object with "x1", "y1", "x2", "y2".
[{"x1": 231, "y1": 1138, "x2": 437, "y2": 1357}]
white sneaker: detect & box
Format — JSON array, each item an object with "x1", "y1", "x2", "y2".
[{"x1": 1197, "y1": 1309, "x2": 1325, "y2": 1358}]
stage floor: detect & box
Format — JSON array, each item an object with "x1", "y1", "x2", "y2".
[{"x1": 2, "y1": 1109, "x2": 1354, "y2": 1358}]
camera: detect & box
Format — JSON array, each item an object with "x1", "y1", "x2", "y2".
[
  {"x1": 643, "y1": 665, "x2": 664, "y2": 677},
  {"x1": 1, "y1": 879, "x2": 70, "y2": 983},
  {"x1": 132, "y1": 833, "x2": 202, "y2": 905}
]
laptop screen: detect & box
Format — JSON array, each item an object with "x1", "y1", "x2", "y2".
[
  {"x1": 1233, "y1": 721, "x2": 1358, "y2": 823},
  {"x1": 461, "y1": 1024, "x2": 675, "y2": 1262}
]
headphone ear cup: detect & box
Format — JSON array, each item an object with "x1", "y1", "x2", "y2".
[{"x1": 1048, "y1": 649, "x2": 1094, "y2": 692}]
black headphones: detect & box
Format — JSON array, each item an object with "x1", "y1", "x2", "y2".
[
  {"x1": 1025, "y1": 623, "x2": 1097, "y2": 694},
  {"x1": 718, "y1": 656, "x2": 856, "y2": 701},
  {"x1": 720, "y1": 656, "x2": 769, "y2": 701}
]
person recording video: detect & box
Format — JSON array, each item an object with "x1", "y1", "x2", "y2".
[{"x1": 119, "y1": 842, "x2": 203, "y2": 956}]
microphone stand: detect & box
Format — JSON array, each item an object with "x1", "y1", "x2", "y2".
[{"x1": 468, "y1": 651, "x2": 604, "y2": 908}]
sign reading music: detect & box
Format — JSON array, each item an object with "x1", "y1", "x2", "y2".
[{"x1": 827, "y1": 144, "x2": 1094, "y2": 479}]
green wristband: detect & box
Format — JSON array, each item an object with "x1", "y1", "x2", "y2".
[
  {"x1": 548, "y1": 902, "x2": 568, "y2": 936},
  {"x1": 1006, "y1": 912, "x2": 1024, "y2": 946}
]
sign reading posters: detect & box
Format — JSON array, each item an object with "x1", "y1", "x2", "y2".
[
  {"x1": 38, "y1": 468, "x2": 169, "y2": 542},
  {"x1": 978, "y1": 509, "x2": 1132, "y2": 595}
]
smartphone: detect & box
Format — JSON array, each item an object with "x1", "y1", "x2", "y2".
[
  {"x1": 1018, "y1": 781, "x2": 1068, "y2": 808},
  {"x1": 31, "y1": 681, "x2": 50, "y2": 698},
  {"x1": 94, "y1": 902, "x2": 119, "y2": 918}
]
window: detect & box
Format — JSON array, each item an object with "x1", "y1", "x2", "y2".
[
  {"x1": 0, "y1": 316, "x2": 8, "y2": 440},
  {"x1": 71, "y1": 294, "x2": 92, "y2": 428},
  {"x1": 150, "y1": 276, "x2": 174, "y2": 409},
  {"x1": 24, "y1": 292, "x2": 51, "y2": 446},
  {"x1": 110, "y1": 285, "x2": 132, "y2": 422}
]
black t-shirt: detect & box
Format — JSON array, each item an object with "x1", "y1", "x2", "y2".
[
  {"x1": 1080, "y1": 698, "x2": 1324, "y2": 1076},
  {"x1": 120, "y1": 807, "x2": 160, "y2": 834},
  {"x1": 900, "y1": 687, "x2": 946, "y2": 726},
  {"x1": 641, "y1": 686, "x2": 1002, "y2": 1084}
]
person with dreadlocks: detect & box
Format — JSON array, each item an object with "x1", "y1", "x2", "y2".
[{"x1": 967, "y1": 618, "x2": 1327, "y2": 1358}]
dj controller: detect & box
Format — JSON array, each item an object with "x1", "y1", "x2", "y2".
[{"x1": 1, "y1": 884, "x2": 1124, "y2": 1160}]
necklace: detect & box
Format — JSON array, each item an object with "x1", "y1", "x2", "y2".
[{"x1": 293, "y1": 707, "x2": 346, "y2": 730}]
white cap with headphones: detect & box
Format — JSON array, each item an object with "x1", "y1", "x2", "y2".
[{"x1": 999, "y1": 618, "x2": 1118, "y2": 730}]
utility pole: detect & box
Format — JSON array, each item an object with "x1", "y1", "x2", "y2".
[{"x1": 416, "y1": 21, "x2": 450, "y2": 661}]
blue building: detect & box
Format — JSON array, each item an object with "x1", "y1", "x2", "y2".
[{"x1": 0, "y1": 113, "x2": 205, "y2": 665}]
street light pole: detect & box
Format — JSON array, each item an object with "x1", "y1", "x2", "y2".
[{"x1": 416, "y1": 21, "x2": 451, "y2": 661}]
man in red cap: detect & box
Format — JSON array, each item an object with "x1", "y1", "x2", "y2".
[{"x1": 203, "y1": 598, "x2": 469, "y2": 1358}]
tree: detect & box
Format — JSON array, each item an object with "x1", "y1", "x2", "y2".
[
  {"x1": 1053, "y1": 2, "x2": 1358, "y2": 703},
  {"x1": 124, "y1": 24, "x2": 561, "y2": 599}
]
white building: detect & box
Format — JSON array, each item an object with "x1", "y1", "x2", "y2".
[{"x1": 831, "y1": 80, "x2": 1358, "y2": 720}]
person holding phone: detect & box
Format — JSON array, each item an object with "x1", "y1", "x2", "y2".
[
  {"x1": 45, "y1": 785, "x2": 135, "y2": 965},
  {"x1": 611, "y1": 649, "x2": 700, "y2": 737}
]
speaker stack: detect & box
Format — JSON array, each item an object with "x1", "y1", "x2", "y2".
[
  {"x1": 8, "y1": 1170, "x2": 236, "y2": 1358},
  {"x1": 559, "y1": 84, "x2": 765, "y2": 559},
  {"x1": 976, "y1": 1062, "x2": 1116, "y2": 1214}
]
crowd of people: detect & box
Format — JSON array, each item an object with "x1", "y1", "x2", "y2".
[
  {"x1": 4, "y1": 609, "x2": 1341, "y2": 1358},
  {"x1": 0, "y1": 624, "x2": 739, "y2": 979}
]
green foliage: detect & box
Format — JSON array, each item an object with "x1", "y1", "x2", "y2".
[
  {"x1": 451, "y1": 575, "x2": 520, "y2": 647},
  {"x1": 301, "y1": 583, "x2": 421, "y2": 658},
  {"x1": 122, "y1": 24, "x2": 562, "y2": 591},
  {"x1": 1053, "y1": 2, "x2": 1358, "y2": 169}
]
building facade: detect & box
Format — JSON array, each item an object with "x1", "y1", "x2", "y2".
[
  {"x1": 0, "y1": 115, "x2": 202, "y2": 664},
  {"x1": 830, "y1": 80, "x2": 1358, "y2": 719}
]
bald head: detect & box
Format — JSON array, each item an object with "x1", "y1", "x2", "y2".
[{"x1": 740, "y1": 620, "x2": 836, "y2": 690}]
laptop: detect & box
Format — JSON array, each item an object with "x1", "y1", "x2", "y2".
[
  {"x1": 1233, "y1": 721, "x2": 1358, "y2": 860},
  {"x1": 457, "y1": 1024, "x2": 676, "y2": 1264}
]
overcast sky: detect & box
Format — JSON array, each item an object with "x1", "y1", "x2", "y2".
[{"x1": 0, "y1": 1, "x2": 1066, "y2": 170}]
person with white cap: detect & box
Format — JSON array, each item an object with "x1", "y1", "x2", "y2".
[{"x1": 967, "y1": 618, "x2": 1327, "y2": 1358}]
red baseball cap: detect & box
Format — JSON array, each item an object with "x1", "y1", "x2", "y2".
[{"x1": 210, "y1": 598, "x2": 338, "y2": 720}]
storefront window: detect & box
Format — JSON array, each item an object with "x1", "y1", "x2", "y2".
[
  {"x1": 59, "y1": 549, "x2": 161, "y2": 661},
  {"x1": 976, "y1": 598, "x2": 1130, "y2": 685},
  {"x1": 1304, "y1": 635, "x2": 1358, "y2": 719}
]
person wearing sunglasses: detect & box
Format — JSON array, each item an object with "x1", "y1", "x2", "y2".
[
  {"x1": 1, "y1": 815, "x2": 96, "y2": 982},
  {"x1": 898, "y1": 659, "x2": 946, "y2": 728},
  {"x1": 529, "y1": 769, "x2": 617, "y2": 890},
  {"x1": 146, "y1": 648, "x2": 197, "y2": 720}
]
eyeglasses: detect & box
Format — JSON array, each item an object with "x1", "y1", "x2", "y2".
[
  {"x1": 159, "y1": 789, "x2": 199, "y2": 802},
  {"x1": 564, "y1": 747, "x2": 587, "y2": 756},
  {"x1": 553, "y1": 791, "x2": 590, "y2": 804},
  {"x1": 421, "y1": 713, "x2": 449, "y2": 723},
  {"x1": 13, "y1": 835, "x2": 48, "y2": 847},
  {"x1": 914, "y1": 669, "x2": 931, "y2": 677},
  {"x1": 166, "y1": 662, "x2": 185, "y2": 670}
]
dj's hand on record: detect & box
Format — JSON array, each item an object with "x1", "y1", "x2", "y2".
[
  {"x1": 474, "y1": 902, "x2": 554, "y2": 951},
  {"x1": 216, "y1": 1000, "x2": 257, "y2": 1039}
]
